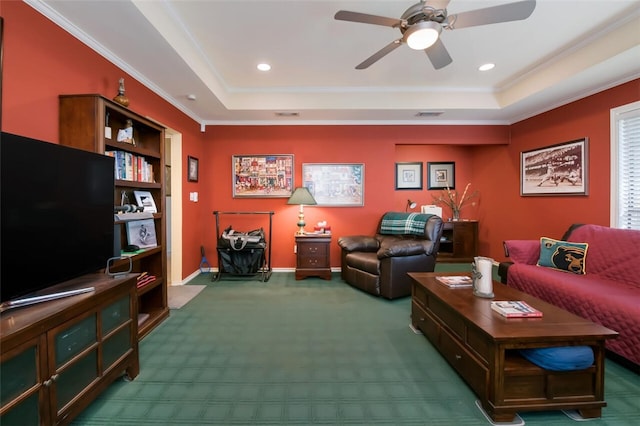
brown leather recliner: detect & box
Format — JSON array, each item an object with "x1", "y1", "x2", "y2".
[{"x1": 338, "y1": 212, "x2": 444, "y2": 299}]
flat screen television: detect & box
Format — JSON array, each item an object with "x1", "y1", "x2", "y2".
[{"x1": 1, "y1": 132, "x2": 115, "y2": 307}]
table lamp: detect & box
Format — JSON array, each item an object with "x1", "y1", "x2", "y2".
[{"x1": 287, "y1": 187, "x2": 317, "y2": 235}]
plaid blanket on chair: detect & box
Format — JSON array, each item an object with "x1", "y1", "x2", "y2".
[{"x1": 379, "y1": 212, "x2": 433, "y2": 236}]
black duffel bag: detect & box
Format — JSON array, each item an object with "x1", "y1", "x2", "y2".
[
  {"x1": 217, "y1": 226, "x2": 266, "y2": 274},
  {"x1": 219, "y1": 226, "x2": 266, "y2": 251},
  {"x1": 218, "y1": 246, "x2": 265, "y2": 274}
]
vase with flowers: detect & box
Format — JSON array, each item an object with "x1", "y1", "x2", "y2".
[{"x1": 432, "y1": 183, "x2": 479, "y2": 221}]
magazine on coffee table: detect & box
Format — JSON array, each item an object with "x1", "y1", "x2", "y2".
[
  {"x1": 436, "y1": 275, "x2": 473, "y2": 288},
  {"x1": 491, "y1": 301, "x2": 543, "y2": 318}
]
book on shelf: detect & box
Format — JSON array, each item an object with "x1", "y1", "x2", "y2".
[
  {"x1": 106, "y1": 150, "x2": 154, "y2": 183},
  {"x1": 136, "y1": 272, "x2": 157, "y2": 288},
  {"x1": 491, "y1": 301, "x2": 543, "y2": 318},
  {"x1": 137, "y1": 313, "x2": 150, "y2": 326},
  {"x1": 436, "y1": 275, "x2": 473, "y2": 288}
]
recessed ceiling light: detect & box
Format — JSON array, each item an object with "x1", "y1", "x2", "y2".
[
  {"x1": 479, "y1": 63, "x2": 495, "y2": 71},
  {"x1": 257, "y1": 63, "x2": 271, "y2": 71}
]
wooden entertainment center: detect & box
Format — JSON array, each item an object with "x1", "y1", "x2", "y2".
[
  {"x1": 0, "y1": 274, "x2": 139, "y2": 425},
  {"x1": 58, "y1": 94, "x2": 169, "y2": 340}
]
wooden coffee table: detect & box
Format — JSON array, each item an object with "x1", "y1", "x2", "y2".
[{"x1": 409, "y1": 272, "x2": 618, "y2": 423}]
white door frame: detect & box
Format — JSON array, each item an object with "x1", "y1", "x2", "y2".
[{"x1": 165, "y1": 128, "x2": 183, "y2": 285}]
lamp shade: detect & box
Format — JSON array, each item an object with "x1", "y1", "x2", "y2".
[
  {"x1": 405, "y1": 21, "x2": 441, "y2": 50},
  {"x1": 287, "y1": 187, "x2": 317, "y2": 206}
]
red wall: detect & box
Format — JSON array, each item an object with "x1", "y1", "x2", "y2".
[
  {"x1": 473, "y1": 80, "x2": 639, "y2": 260},
  {"x1": 1, "y1": 2, "x2": 207, "y2": 278},
  {"x1": 3, "y1": 2, "x2": 639, "y2": 277},
  {"x1": 201, "y1": 126, "x2": 506, "y2": 268}
]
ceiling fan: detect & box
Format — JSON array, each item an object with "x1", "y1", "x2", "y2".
[{"x1": 334, "y1": 0, "x2": 536, "y2": 70}]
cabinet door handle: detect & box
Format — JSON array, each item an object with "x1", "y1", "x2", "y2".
[
  {"x1": 455, "y1": 354, "x2": 462, "y2": 361},
  {"x1": 43, "y1": 374, "x2": 60, "y2": 387}
]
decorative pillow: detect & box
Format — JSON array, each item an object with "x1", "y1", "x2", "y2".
[
  {"x1": 537, "y1": 237, "x2": 588, "y2": 274},
  {"x1": 519, "y1": 346, "x2": 594, "y2": 371}
]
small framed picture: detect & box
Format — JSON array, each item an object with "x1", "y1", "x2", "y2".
[
  {"x1": 188, "y1": 156, "x2": 199, "y2": 182},
  {"x1": 126, "y1": 219, "x2": 158, "y2": 249},
  {"x1": 427, "y1": 162, "x2": 455, "y2": 189},
  {"x1": 395, "y1": 162, "x2": 423, "y2": 190},
  {"x1": 133, "y1": 190, "x2": 157, "y2": 213}
]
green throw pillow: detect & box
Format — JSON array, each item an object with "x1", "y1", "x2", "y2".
[{"x1": 537, "y1": 237, "x2": 588, "y2": 274}]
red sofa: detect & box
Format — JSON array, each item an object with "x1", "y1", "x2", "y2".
[{"x1": 499, "y1": 224, "x2": 640, "y2": 371}]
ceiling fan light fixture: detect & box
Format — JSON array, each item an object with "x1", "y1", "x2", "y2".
[
  {"x1": 478, "y1": 63, "x2": 495, "y2": 71},
  {"x1": 405, "y1": 21, "x2": 441, "y2": 50}
]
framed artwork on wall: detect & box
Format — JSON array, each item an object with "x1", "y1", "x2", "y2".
[
  {"x1": 187, "y1": 156, "x2": 199, "y2": 182},
  {"x1": 395, "y1": 162, "x2": 423, "y2": 190},
  {"x1": 232, "y1": 154, "x2": 294, "y2": 198},
  {"x1": 427, "y1": 162, "x2": 455, "y2": 189},
  {"x1": 302, "y1": 163, "x2": 364, "y2": 206},
  {"x1": 521, "y1": 138, "x2": 588, "y2": 196}
]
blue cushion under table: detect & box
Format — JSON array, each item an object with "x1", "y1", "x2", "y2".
[{"x1": 519, "y1": 346, "x2": 594, "y2": 371}]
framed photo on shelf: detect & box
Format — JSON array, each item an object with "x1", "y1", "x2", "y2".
[
  {"x1": 232, "y1": 154, "x2": 294, "y2": 198},
  {"x1": 521, "y1": 138, "x2": 588, "y2": 196},
  {"x1": 428, "y1": 162, "x2": 455, "y2": 189},
  {"x1": 133, "y1": 190, "x2": 157, "y2": 213},
  {"x1": 302, "y1": 163, "x2": 364, "y2": 206},
  {"x1": 126, "y1": 219, "x2": 157, "y2": 249},
  {"x1": 395, "y1": 162, "x2": 423, "y2": 190},
  {"x1": 187, "y1": 156, "x2": 199, "y2": 182}
]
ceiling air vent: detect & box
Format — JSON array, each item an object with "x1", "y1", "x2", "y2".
[
  {"x1": 416, "y1": 111, "x2": 444, "y2": 117},
  {"x1": 275, "y1": 112, "x2": 299, "y2": 117}
]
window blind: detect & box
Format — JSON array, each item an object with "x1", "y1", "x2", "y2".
[{"x1": 612, "y1": 102, "x2": 640, "y2": 230}]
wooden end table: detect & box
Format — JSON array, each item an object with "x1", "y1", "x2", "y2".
[
  {"x1": 295, "y1": 234, "x2": 332, "y2": 280},
  {"x1": 409, "y1": 272, "x2": 618, "y2": 423}
]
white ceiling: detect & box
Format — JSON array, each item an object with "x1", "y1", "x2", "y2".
[{"x1": 28, "y1": 0, "x2": 640, "y2": 127}]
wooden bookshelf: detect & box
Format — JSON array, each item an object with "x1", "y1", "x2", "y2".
[{"x1": 58, "y1": 94, "x2": 168, "y2": 340}]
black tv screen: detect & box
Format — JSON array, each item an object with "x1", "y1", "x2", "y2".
[{"x1": 1, "y1": 132, "x2": 115, "y2": 303}]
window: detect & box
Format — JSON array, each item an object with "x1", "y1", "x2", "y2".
[{"x1": 611, "y1": 101, "x2": 640, "y2": 230}]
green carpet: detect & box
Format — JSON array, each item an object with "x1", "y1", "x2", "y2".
[{"x1": 72, "y1": 270, "x2": 639, "y2": 425}]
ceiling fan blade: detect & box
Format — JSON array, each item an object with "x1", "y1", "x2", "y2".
[
  {"x1": 450, "y1": 0, "x2": 536, "y2": 29},
  {"x1": 335, "y1": 10, "x2": 402, "y2": 28},
  {"x1": 356, "y1": 40, "x2": 403, "y2": 69},
  {"x1": 425, "y1": 38, "x2": 453, "y2": 69}
]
